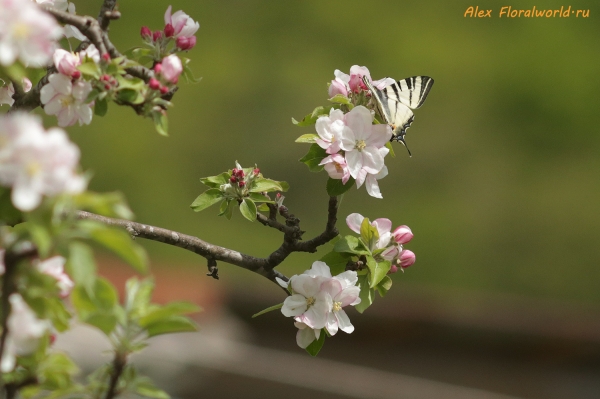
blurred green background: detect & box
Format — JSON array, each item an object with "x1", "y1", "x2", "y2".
[{"x1": 63, "y1": 0, "x2": 599, "y2": 305}]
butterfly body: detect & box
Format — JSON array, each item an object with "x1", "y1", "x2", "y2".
[{"x1": 362, "y1": 75, "x2": 434, "y2": 156}]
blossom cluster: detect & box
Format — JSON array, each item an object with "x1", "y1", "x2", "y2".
[
  {"x1": 219, "y1": 162, "x2": 261, "y2": 199},
  {"x1": 149, "y1": 54, "x2": 183, "y2": 94},
  {"x1": 141, "y1": 5, "x2": 200, "y2": 51},
  {"x1": 0, "y1": 113, "x2": 85, "y2": 211},
  {"x1": 310, "y1": 66, "x2": 397, "y2": 198},
  {"x1": 346, "y1": 213, "x2": 415, "y2": 272},
  {"x1": 40, "y1": 45, "x2": 101, "y2": 127},
  {"x1": 279, "y1": 261, "x2": 360, "y2": 349}
]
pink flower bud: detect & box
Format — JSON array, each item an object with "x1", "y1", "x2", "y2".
[
  {"x1": 49, "y1": 333, "x2": 57, "y2": 345},
  {"x1": 101, "y1": 53, "x2": 111, "y2": 63},
  {"x1": 392, "y1": 225, "x2": 413, "y2": 244},
  {"x1": 104, "y1": 83, "x2": 111, "y2": 90},
  {"x1": 71, "y1": 70, "x2": 81, "y2": 79},
  {"x1": 159, "y1": 85, "x2": 169, "y2": 94},
  {"x1": 164, "y1": 5, "x2": 200, "y2": 38},
  {"x1": 229, "y1": 176, "x2": 237, "y2": 183},
  {"x1": 253, "y1": 168, "x2": 260, "y2": 175},
  {"x1": 53, "y1": 49, "x2": 81, "y2": 77},
  {"x1": 154, "y1": 63, "x2": 162, "y2": 75},
  {"x1": 153, "y1": 30, "x2": 163, "y2": 42},
  {"x1": 238, "y1": 181, "x2": 246, "y2": 188},
  {"x1": 149, "y1": 78, "x2": 160, "y2": 90},
  {"x1": 387, "y1": 264, "x2": 398, "y2": 274},
  {"x1": 176, "y1": 35, "x2": 196, "y2": 50},
  {"x1": 164, "y1": 23, "x2": 175, "y2": 37},
  {"x1": 399, "y1": 250, "x2": 415, "y2": 268},
  {"x1": 140, "y1": 26, "x2": 152, "y2": 39},
  {"x1": 159, "y1": 54, "x2": 183, "y2": 84}
]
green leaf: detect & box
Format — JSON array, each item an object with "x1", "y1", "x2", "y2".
[
  {"x1": 366, "y1": 257, "x2": 391, "y2": 288},
  {"x1": 115, "y1": 76, "x2": 146, "y2": 90},
  {"x1": 71, "y1": 278, "x2": 119, "y2": 334},
  {"x1": 86, "y1": 89, "x2": 101, "y2": 104},
  {"x1": 73, "y1": 191, "x2": 134, "y2": 220},
  {"x1": 333, "y1": 235, "x2": 370, "y2": 256},
  {"x1": 144, "y1": 315, "x2": 197, "y2": 337},
  {"x1": 94, "y1": 98, "x2": 108, "y2": 116},
  {"x1": 249, "y1": 178, "x2": 289, "y2": 193},
  {"x1": 252, "y1": 303, "x2": 283, "y2": 318},
  {"x1": 248, "y1": 192, "x2": 273, "y2": 203},
  {"x1": 0, "y1": 187, "x2": 22, "y2": 226},
  {"x1": 87, "y1": 224, "x2": 148, "y2": 274},
  {"x1": 139, "y1": 302, "x2": 201, "y2": 327},
  {"x1": 153, "y1": 112, "x2": 168, "y2": 136},
  {"x1": 326, "y1": 177, "x2": 355, "y2": 196},
  {"x1": 239, "y1": 198, "x2": 257, "y2": 222},
  {"x1": 78, "y1": 62, "x2": 101, "y2": 79},
  {"x1": 305, "y1": 330, "x2": 325, "y2": 356},
  {"x1": 125, "y1": 277, "x2": 154, "y2": 316},
  {"x1": 360, "y1": 217, "x2": 379, "y2": 249},
  {"x1": 133, "y1": 377, "x2": 171, "y2": 399},
  {"x1": 85, "y1": 313, "x2": 118, "y2": 335},
  {"x1": 190, "y1": 189, "x2": 224, "y2": 212},
  {"x1": 123, "y1": 47, "x2": 154, "y2": 61},
  {"x1": 117, "y1": 88, "x2": 145, "y2": 104},
  {"x1": 299, "y1": 143, "x2": 327, "y2": 172},
  {"x1": 292, "y1": 105, "x2": 331, "y2": 126},
  {"x1": 181, "y1": 57, "x2": 203, "y2": 83},
  {"x1": 200, "y1": 172, "x2": 230, "y2": 188},
  {"x1": 375, "y1": 275, "x2": 393, "y2": 297},
  {"x1": 328, "y1": 94, "x2": 351, "y2": 105},
  {"x1": 354, "y1": 274, "x2": 373, "y2": 313},
  {"x1": 319, "y1": 251, "x2": 351, "y2": 276},
  {"x1": 66, "y1": 242, "x2": 97, "y2": 293},
  {"x1": 295, "y1": 133, "x2": 318, "y2": 143}
]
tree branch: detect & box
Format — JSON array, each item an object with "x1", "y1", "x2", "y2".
[
  {"x1": 97, "y1": 0, "x2": 119, "y2": 31},
  {"x1": 43, "y1": 7, "x2": 108, "y2": 56},
  {"x1": 104, "y1": 352, "x2": 125, "y2": 399}
]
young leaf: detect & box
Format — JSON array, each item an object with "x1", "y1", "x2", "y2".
[
  {"x1": 328, "y1": 94, "x2": 351, "y2": 105},
  {"x1": 326, "y1": 177, "x2": 355, "y2": 196},
  {"x1": 153, "y1": 111, "x2": 168, "y2": 136},
  {"x1": 78, "y1": 62, "x2": 101, "y2": 79},
  {"x1": 86, "y1": 224, "x2": 148, "y2": 274},
  {"x1": 305, "y1": 330, "x2": 326, "y2": 357},
  {"x1": 367, "y1": 258, "x2": 391, "y2": 288},
  {"x1": 66, "y1": 242, "x2": 97, "y2": 293},
  {"x1": 299, "y1": 144, "x2": 327, "y2": 172},
  {"x1": 354, "y1": 274, "x2": 373, "y2": 313},
  {"x1": 239, "y1": 198, "x2": 257, "y2": 222},
  {"x1": 144, "y1": 315, "x2": 197, "y2": 337},
  {"x1": 249, "y1": 178, "x2": 289, "y2": 193},
  {"x1": 94, "y1": 98, "x2": 108, "y2": 116},
  {"x1": 375, "y1": 275, "x2": 393, "y2": 297},
  {"x1": 385, "y1": 141, "x2": 396, "y2": 158},
  {"x1": 252, "y1": 303, "x2": 283, "y2": 318},
  {"x1": 117, "y1": 88, "x2": 145, "y2": 104},
  {"x1": 200, "y1": 172, "x2": 230, "y2": 188},
  {"x1": 319, "y1": 251, "x2": 351, "y2": 276},
  {"x1": 292, "y1": 105, "x2": 332, "y2": 126},
  {"x1": 248, "y1": 192, "x2": 274, "y2": 203},
  {"x1": 295, "y1": 133, "x2": 318, "y2": 143},
  {"x1": 333, "y1": 235, "x2": 370, "y2": 256},
  {"x1": 190, "y1": 189, "x2": 224, "y2": 212},
  {"x1": 139, "y1": 302, "x2": 201, "y2": 327},
  {"x1": 133, "y1": 377, "x2": 170, "y2": 399}
]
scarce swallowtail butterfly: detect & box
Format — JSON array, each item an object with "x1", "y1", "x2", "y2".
[{"x1": 362, "y1": 75, "x2": 434, "y2": 156}]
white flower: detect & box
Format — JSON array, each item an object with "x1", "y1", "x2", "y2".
[
  {"x1": 0, "y1": 113, "x2": 86, "y2": 211},
  {"x1": 346, "y1": 213, "x2": 393, "y2": 251},
  {"x1": 64, "y1": 2, "x2": 87, "y2": 41},
  {"x1": 53, "y1": 48, "x2": 81, "y2": 77},
  {"x1": 40, "y1": 74, "x2": 93, "y2": 127},
  {"x1": 282, "y1": 272, "x2": 332, "y2": 329},
  {"x1": 164, "y1": 5, "x2": 200, "y2": 39},
  {"x1": 1, "y1": 294, "x2": 49, "y2": 372},
  {"x1": 160, "y1": 54, "x2": 182, "y2": 84},
  {"x1": 354, "y1": 147, "x2": 389, "y2": 199},
  {"x1": 35, "y1": 0, "x2": 68, "y2": 11},
  {"x1": 0, "y1": 0, "x2": 62, "y2": 66},
  {"x1": 321, "y1": 274, "x2": 360, "y2": 335},
  {"x1": 80, "y1": 44, "x2": 100, "y2": 64},
  {"x1": 294, "y1": 321, "x2": 321, "y2": 349},
  {"x1": 37, "y1": 256, "x2": 74, "y2": 297},
  {"x1": 315, "y1": 108, "x2": 346, "y2": 154},
  {"x1": 331, "y1": 65, "x2": 395, "y2": 96}
]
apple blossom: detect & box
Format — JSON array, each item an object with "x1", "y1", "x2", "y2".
[
  {"x1": 80, "y1": 44, "x2": 100, "y2": 64},
  {"x1": 399, "y1": 249, "x2": 416, "y2": 268},
  {"x1": 1, "y1": 294, "x2": 49, "y2": 372},
  {"x1": 0, "y1": 0, "x2": 63, "y2": 66},
  {"x1": 337, "y1": 106, "x2": 392, "y2": 195},
  {"x1": 37, "y1": 256, "x2": 74, "y2": 297},
  {"x1": 164, "y1": 5, "x2": 200, "y2": 39},
  {"x1": 315, "y1": 108, "x2": 345, "y2": 154},
  {"x1": 346, "y1": 213, "x2": 394, "y2": 251},
  {"x1": 40, "y1": 73, "x2": 93, "y2": 127},
  {"x1": 320, "y1": 153, "x2": 351, "y2": 183},
  {"x1": 64, "y1": 2, "x2": 87, "y2": 41},
  {"x1": 328, "y1": 77, "x2": 348, "y2": 98},
  {"x1": 176, "y1": 35, "x2": 196, "y2": 51},
  {"x1": 160, "y1": 54, "x2": 182, "y2": 84},
  {"x1": 321, "y1": 276, "x2": 360, "y2": 336},
  {"x1": 0, "y1": 113, "x2": 86, "y2": 211},
  {"x1": 393, "y1": 225, "x2": 413, "y2": 244},
  {"x1": 294, "y1": 321, "x2": 321, "y2": 349},
  {"x1": 0, "y1": 77, "x2": 31, "y2": 106},
  {"x1": 281, "y1": 273, "x2": 332, "y2": 329},
  {"x1": 35, "y1": 0, "x2": 68, "y2": 11},
  {"x1": 0, "y1": 248, "x2": 4, "y2": 275},
  {"x1": 53, "y1": 48, "x2": 81, "y2": 77},
  {"x1": 354, "y1": 148, "x2": 389, "y2": 199},
  {"x1": 329, "y1": 65, "x2": 394, "y2": 98}
]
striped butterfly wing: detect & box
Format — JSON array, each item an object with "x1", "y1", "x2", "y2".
[{"x1": 363, "y1": 76, "x2": 434, "y2": 155}]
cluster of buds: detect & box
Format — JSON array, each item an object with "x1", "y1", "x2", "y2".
[
  {"x1": 219, "y1": 163, "x2": 261, "y2": 200},
  {"x1": 99, "y1": 74, "x2": 118, "y2": 92},
  {"x1": 140, "y1": 5, "x2": 199, "y2": 53},
  {"x1": 149, "y1": 54, "x2": 183, "y2": 94},
  {"x1": 328, "y1": 65, "x2": 395, "y2": 108},
  {"x1": 387, "y1": 226, "x2": 416, "y2": 273}
]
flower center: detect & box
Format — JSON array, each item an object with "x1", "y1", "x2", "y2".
[
  {"x1": 306, "y1": 296, "x2": 316, "y2": 308},
  {"x1": 60, "y1": 96, "x2": 74, "y2": 107},
  {"x1": 13, "y1": 23, "x2": 30, "y2": 39},
  {"x1": 355, "y1": 139, "x2": 366, "y2": 151},
  {"x1": 27, "y1": 161, "x2": 41, "y2": 177},
  {"x1": 334, "y1": 162, "x2": 343, "y2": 173},
  {"x1": 332, "y1": 301, "x2": 342, "y2": 312}
]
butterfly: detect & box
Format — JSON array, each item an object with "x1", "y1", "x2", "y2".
[{"x1": 362, "y1": 75, "x2": 434, "y2": 156}]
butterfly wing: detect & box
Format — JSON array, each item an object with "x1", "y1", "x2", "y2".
[{"x1": 390, "y1": 76, "x2": 434, "y2": 109}]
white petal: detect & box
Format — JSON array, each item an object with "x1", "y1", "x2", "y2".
[
  {"x1": 345, "y1": 213, "x2": 364, "y2": 234},
  {"x1": 275, "y1": 277, "x2": 289, "y2": 288},
  {"x1": 333, "y1": 271, "x2": 358, "y2": 288},
  {"x1": 336, "y1": 309, "x2": 355, "y2": 334},
  {"x1": 345, "y1": 150, "x2": 363, "y2": 179},
  {"x1": 281, "y1": 295, "x2": 307, "y2": 317},
  {"x1": 11, "y1": 183, "x2": 42, "y2": 211},
  {"x1": 365, "y1": 174, "x2": 383, "y2": 199},
  {"x1": 373, "y1": 218, "x2": 392, "y2": 236},
  {"x1": 296, "y1": 326, "x2": 316, "y2": 349},
  {"x1": 325, "y1": 312, "x2": 339, "y2": 336},
  {"x1": 360, "y1": 147, "x2": 384, "y2": 174}
]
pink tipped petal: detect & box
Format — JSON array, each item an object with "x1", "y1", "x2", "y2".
[
  {"x1": 372, "y1": 218, "x2": 392, "y2": 235},
  {"x1": 164, "y1": 5, "x2": 173, "y2": 24},
  {"x1": 373, "y1": 77, "x2": 395, "y2": 89},
  {"x1": 381, "y1": 246, "x2": 399, "y2": 261},
  {"x1": 337, "y1": 286, "x2": 360, "y2": 307},
  {"x1": 345, "y1": 106, "x2": 372, "y2": 140},
  {"x1": 320, "y1": 278, "x2": 343, "y2": 299},
  {"x1": 333, "y1": 271, "x2": 359, "y2": 288},
  {"x1": 393, "y1": 225, "x2": 414, "y2": 244},
  {"x1": 400, "y1": 250, "x2": 416, "y2": 268},
  {"x1": 346, "y1": 213, "x2": 364, "y2": 234},
  {"x1": 306, "y1": 261, "x2": 332, "y2": 278},
  {"x1": 365, "y1": 174, "x2": 383, "y2": 198}
]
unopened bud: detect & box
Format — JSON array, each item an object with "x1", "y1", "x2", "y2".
[
  {"x1": 159, "y1": 85, "x2": 169, "y2": 94},
  {"x1": 176, "y1": 35, "x2": 196, "y2": 50},
  {"x1": 71, "y1": 70, "x2": 81, "y2": 79},
  {"x1": 392, "y1": 225, "x2": 413, "y2": 244},
  {"x1": 153, "y1": 30, "x2": 163, "y2": 42},
  {"x1": 253, "y1": 168, "x2": 260, "y2": 175},
  {"x1": 399, "y1": 250, "x2": 416, "y2": 268},
  {"x1": 387, "y1": 264, "x2": 399, "y2": 274},
  {"x1": 154, "y1": 63, "x2": 162, "y2": 75},
  {"x1": 238, "y1": 181, "x2": 246, "y2": 188},
  {"x1": 229, "y1": 176, "x2": 237, "y2": 183},
  {"x1": 104, "y1": 83, "x2": 111, "y2": 90},
  {"x1": 164, "y1": 23, "x2": 175, "y2": 37},
  {"x1": 148, "y1": 77, "x2": 160, "y2": 90},
  {"x1": 101, "y1": 53, "x2": 111, "y2": 63},
  {"x1": 140, "y1": 26, "x2": 152, "y2": 39}
]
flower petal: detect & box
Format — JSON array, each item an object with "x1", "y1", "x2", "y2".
[
  {"x1": 336, "y1": 309, "x2": 355, "y2": 334},
  {"x1": 345, "y1": 213, "x2": 364, "y2": 234},
  {"x1": 281, "y1": 294, "x2": 308, "y2": 317}
]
